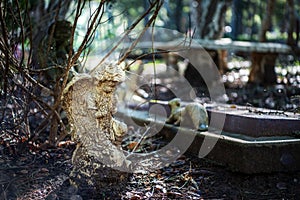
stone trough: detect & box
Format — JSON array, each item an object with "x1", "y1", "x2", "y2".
[{"x1": 116, "y1": 102, "x2": 300, "y2": 174}]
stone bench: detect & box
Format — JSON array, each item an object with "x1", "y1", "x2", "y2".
[
  {"x1": 196, "y1": 39, "x2": 292, "y2": 85},
  {"x1": 121, "y1": 39, "x2": 293, "y2": 85}
]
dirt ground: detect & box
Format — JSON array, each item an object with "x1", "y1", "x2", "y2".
[{"x1": 0, "y1": 146, "x2": 299, "y2": 199}]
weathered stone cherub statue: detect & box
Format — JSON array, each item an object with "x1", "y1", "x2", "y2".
[
  {"x1": 166, "y1": 98, "x2": 209, "y2": 131},
  {"x1": 62, "y1": 63, "x2": 129, "y2": 197}
]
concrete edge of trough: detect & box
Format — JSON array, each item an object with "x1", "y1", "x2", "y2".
[{"x1": 116, "y1": 108, "x2": 300, "y2": 173}]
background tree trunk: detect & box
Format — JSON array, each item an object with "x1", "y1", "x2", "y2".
[
  {"x1": 286, "y1": 0, "x2": 298, "y2": 47},
  {"x1": 191, "y1": 0, "x2": 232, "y2": 40},
  {"x1": 258, "y1": 0, "x2": 275, "y2": 42},
  {"x1": 31, "y1": 0, "x2": 72, "y2": 69},
  {"x1": 174, "y1": 0, "x2": 183, "y2": 32},
  {"x1": 249, "y1": 0, "x2": 277, "y2": 85},
  {"x1": 230, "y1": 0, "x2": 243, "y2": 40},
  {"x1": 185, "y1": 0, "x2": 231, "y2": 88}
]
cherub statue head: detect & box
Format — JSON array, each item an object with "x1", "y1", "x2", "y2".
[{"x1": 90, "y1": 62, "x2": 126, "y2": 93}]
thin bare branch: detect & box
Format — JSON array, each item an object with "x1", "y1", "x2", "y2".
[
  {"x1": 90, "y1": 0, "x2": 162, "y2": 73},
  {"x1": 118, "y1": 0, "x2": 163, "y2": 65},
  {"x1": 46, "y1": 0, "x2": 62, "y2": 54},
  {"x1": 0, "y1": 3, "x2": 10, "y2": 82},
  {"x1": 15, "y1": 0, "x2": 26, "y2": 67}
]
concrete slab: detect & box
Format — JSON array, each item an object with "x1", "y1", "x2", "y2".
[
  {"x1": 206, "y1": 104, "x2": 300, "y2": 137},
  {"x1": 116, "y1": 107, "x2": 300, "y2": 174}
]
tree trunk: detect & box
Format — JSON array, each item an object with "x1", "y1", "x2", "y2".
[
  {"x1": 249, "y1": 0, "x2": 277, "y2": 85},
  {"x1": 231, "y1": 0, "x2": 243, "y2": 40},
  {"x1": 258, "y1": 0, "x2": 275, "y2": 42},
  {"x1": 286, "y1": 0, "x2": 297, "y2": 46},
  {"x1": 191, "y1": 0, "x2": 232, "y2": 40},
  {"x1": 186, "y1": 0, "x2": 231, "y2": 86},
  {"x1": 31, "y1": 0, "x2": 72, "y2": 69},
  {"x1": 29, "y1": 1, "x2": 73, "y2": 146},
  {"x1": 174, "y1": 0, "x2": 183, "y2": 32}
]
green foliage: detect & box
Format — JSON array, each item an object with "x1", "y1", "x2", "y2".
[{"x1": 230, "y1": 0, "x2": 300, "y2": 42}]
